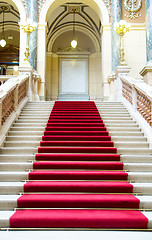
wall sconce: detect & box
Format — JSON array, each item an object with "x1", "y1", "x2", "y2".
[
  {"x1": 20, "y1": 18, "x2": 37, "y2": 62},
  {"x1": 115, "y1": 20, "x2": 130, "y2": 65}
]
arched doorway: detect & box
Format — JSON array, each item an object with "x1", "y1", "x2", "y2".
[
  {"x1": 38, "y1": 0, "x2": 111, "y2": 101},
  {"x1": 0, "y1": 0, "x2": 26, "y2": 71}
]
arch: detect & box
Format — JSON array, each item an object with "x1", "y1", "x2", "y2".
[
  {"x1": 12, "y1": 0, "x2": 26, "y2": 22},
  {"x1": 47, "y1": 26, "x2": 101, "y2": 53},
  {"x1": 39, "y1": 0, "x2": 109, "y2": 24}
]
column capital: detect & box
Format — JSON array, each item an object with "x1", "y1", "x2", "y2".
[{"x1": 37, "y1": 22, "x2": 47, "y2": 30}]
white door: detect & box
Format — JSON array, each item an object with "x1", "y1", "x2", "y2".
[{"x1": 59, "y1": 58, "x2": 88, "y2": 95}]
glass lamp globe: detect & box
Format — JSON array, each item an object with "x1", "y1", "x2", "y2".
[
  {"x1": 71, "y1": 39, "x2": 77, "y2": 48},
  {"x1": 0, "y1": 39, "x2": 6, "y2": 47}
]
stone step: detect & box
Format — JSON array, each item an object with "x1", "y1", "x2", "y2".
[
  {"x1": 12, "y1": 123, "x2": 139, "y2": 128},
  {"x1": 121, "y1": 155, "x2": 152, "y2": 163},
  {"x1": 1, "y1": 147, "x2": 151, "y2": 155},
  {"x1": 100, "y1": 114, "x2": 130, "y2": 117},
  {"x1": 0, "y1": 162, "x2": 32, "y2": 171},
  {"x1": 22, "y1": 110, "x2": 51, "y2": 114},
  {"x1": 4, "y1": 141, "x2": 40, "y2": 147},
  {"x1": 114, "y1": 142, "x2": 149, "y2": 148},
  {"x1": 9, "y1": 126, "x2": 141, "y2": 132},
  {"x1": 13, "y1": 123, "x2": 46, "y2": 127},
  {"x1": 102, "y1": 117, "x2": 133, "y2": 120},
  {"x1": 8, "y1": 131, "x2": 44, "y2": 136},
  {"x1": 104, "y1": 120, "x2": 137, "y2": 124},
  {"x1": 8, "y1": 131, "x2": 144, "y2": 136},
  {"x1": 0, "y1": 195, "x2": 152, "y2": 210},
  {"x1": 111, "y1": 136, "x2": 147, "y2": 142},
  {"x1": 98, "y1": 109, "x2": 129, "y2": 114},
  {"x1": 105, "y1": 123, "x2": 139, "y2": 127},
  {"x1": 124, "y1": 163, "x2": 152, "y2": 172},
  {"x1": 0, "y1": 171, "x2": 152, "y2": 182},
  {"x1": 108, "y1": 127, "x2": 141, "y2": 132},
  {"x1": 15, "y1": 120, "x2": 48, "y2": 123},
  {"x1": 10, "y1": 127, "x2": 45, "y2": 131},
  {"x1": 0, "y1": 211, "x2": 152, "y2": 229},
  {"x1": 18, "y1": 116, "x2": 49, "y2": 120},
  {"x1": 20, "y1": 114, "x2": 50, "y2": 117},
  {"x1": 6, "y1": 136, "x2": 42, "y2": 141},
  {"x1": 109, "y1": 131, "x2": 144, "y2": 136},
  {"x1": 0, "y1": 154, "x2": 151, "y2": 163},
  {"x1": 0, "y1": 155, "x2": 35, "y2": 161},
  {"x1": 0, "y1": 162, "x2": 152, "y2": 172},
  {"x1": 1, "y1": 182, "x2": 152, "y2": 195},
  {"x1": 5, "y1": 136, "x2": 147, "y2": 143},
  {"x1": 117, "y1": 148, "x2": 152, "y2": 155},
  {"x1": 4, "y1": 141, "x2": 149, "y2": 148},
  {"x1": 0, "y1": 147, "x2": 37, "y2": 154}
]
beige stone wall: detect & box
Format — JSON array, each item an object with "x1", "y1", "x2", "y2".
[
  {"x1": 124, "y1": 24, "x2": 146, "y2": 78},
  {"x1": 46, "y1": 52, "x2": 103, "y2": 100},
  {"x1": 46, "y1": 53, "x2": 59, "y2": 100}
]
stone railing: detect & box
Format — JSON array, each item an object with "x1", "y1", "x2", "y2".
[
  {"x1": 120, "y1": 75, "x2": 152, "y2": 127},
  {"x1": 0, "y1": 75, "x2": 17, "y2": 85},
  {"x1": 0, "y1": 75, "x2": 28, "y2": 128},
  {"x1": 0, "y1": 75, "x2": 29, "y2": 146}
]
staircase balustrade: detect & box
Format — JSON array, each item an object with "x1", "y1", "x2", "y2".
[
  {"x1": 120, "y1": 75, "x2": 152, "y2": 127},
  {"x1": 0, "y1": 75, "x2": 29, "y2": 146}
]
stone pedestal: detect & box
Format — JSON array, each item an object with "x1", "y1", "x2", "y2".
[
  {"x1": 114, "y1": 65, "x2": 131, "y2": 101},
  {"x1": 19, "y1": 64, "x2": 34, "y2": 101},
  {"x1": 140, "y1": 65, "x2": 152, "y2": 86}
]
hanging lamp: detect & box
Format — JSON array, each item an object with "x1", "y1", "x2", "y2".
[
  {"x1": 71, "y1": 9, "x2": 77, "y2": 48},
  {"x1": 0, "y1": 6, "x2": 7, "y2": 47}
]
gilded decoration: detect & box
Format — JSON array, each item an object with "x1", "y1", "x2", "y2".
[{"x1": 124, "y1": 0, "x2": 142, "y2": 19}]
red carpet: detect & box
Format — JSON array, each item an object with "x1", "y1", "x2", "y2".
[
  {"x1": 17, "y1": 194, "x2": 140, "y2": 208},
  {"x1": 9, "y1": 101, "x2": 148, "y2": 229}
]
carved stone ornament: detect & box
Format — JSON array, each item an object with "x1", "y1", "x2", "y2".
[
  {"x1": 104, "y1": 0, "x2": 112, "y2": 17},
  {"x1": 21, "y1": 0, "x2": 28, "y2": 16},
  {"x1": 124, "y1": 0, "x2": 142, "y2": 19},
  {"x1": 38, "y1": 0, "x2": 46, "y2": 15}
]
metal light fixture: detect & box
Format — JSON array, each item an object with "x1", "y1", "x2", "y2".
[
  {"x1": 71, "y1": 9, "x2": 77, "y2": 48},
  {"x1": 20, "y1": 18, "x2": 37, "y2": 62},
  {"x1": 0, "y1": 5, "x2": 8, "y2": 48},
  {"x1": 115, "y1": 20, "x2": 130, "y2": 65}
]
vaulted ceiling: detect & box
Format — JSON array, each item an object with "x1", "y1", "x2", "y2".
[{"x1": 47, "y1": 3, "x2": 102, "y2": 53}]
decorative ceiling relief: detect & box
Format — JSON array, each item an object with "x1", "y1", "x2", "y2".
[{"x1": 124, "y1": 0, "x2": 142, "y2": 19}]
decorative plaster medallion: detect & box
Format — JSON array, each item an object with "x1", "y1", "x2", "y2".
[{"x1": 124, "y1": 0, "x2": 142, "y2": 19}]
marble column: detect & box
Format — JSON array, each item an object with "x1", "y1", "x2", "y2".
[
  {"x1": 28, "y1": 0, "x2": 38, "y2": 70},
  {"x1": 146, "y1": 0, "x2": 152, "y2": 64},
  {"x1": 111, "y1": 0, "x2": 121, "y2": 71},
  {"x1": 37, "y1": 22, "x2": 47, "y2": 100},
  {"x1": 140, "y1": 0, "x2": 152, "y2": 84}
]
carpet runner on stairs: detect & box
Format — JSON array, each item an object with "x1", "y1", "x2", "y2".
[{"x1": 9, "y1": 101, "x2": 148, "y2": 229}]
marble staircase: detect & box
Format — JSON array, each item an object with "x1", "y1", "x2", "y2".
[{"x1": 0, "y1": 101, "x2": 152, "y2": 229}]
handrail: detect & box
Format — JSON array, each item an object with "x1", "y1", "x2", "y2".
[
  {"x1": 120, "y1": 75, "x2": 152, "y2": 127},
  {"x1": 0, "y1": 75, "x2": 17, "y2": 85},
  {"x1": 0, "y1": 75, "x2": 28, "y2": 129}
]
